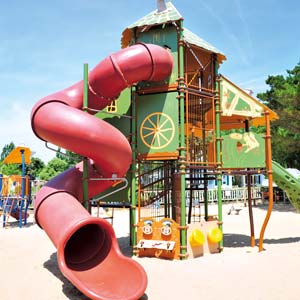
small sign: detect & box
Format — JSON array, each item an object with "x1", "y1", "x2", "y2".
[{"x1": 136, "y1": 239, "x2": 175, "y2": 250}]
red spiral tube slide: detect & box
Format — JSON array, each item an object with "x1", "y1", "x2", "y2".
[{"x1": 31, "y1": 43, "x2": 173, "y2": 300}]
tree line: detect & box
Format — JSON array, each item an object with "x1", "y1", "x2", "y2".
[
  {"x1": 0, "y1": 142, "x2": 81, "y2": 181},
  {"x1": 257, "y1": 62, "x2": 300, "y2": 169}
]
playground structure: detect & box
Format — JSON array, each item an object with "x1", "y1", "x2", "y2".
[
  {"x1": 97, "y1": 1, "x2": 280, "y2": 256},
  {"x1": 30, "y1": 2, "x2": 300, "y2": 300},
  {"x1": 0, "y1": 146, "x2": 32, "y2": 228}
]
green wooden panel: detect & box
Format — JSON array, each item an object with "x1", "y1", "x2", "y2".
[
  {"x1": 235, "y1": 98, "x2": 251, "y2": 112},
  {"x1": 222, "y1": 132, "x2": 266, "y2": 168},
  {"x1": 138, "y1": 26, "x2": 178, "y2": 86},
  {"x1": 96, "y1": 88, "x2": 131, "y2": 137},
  {"x1": 137, "y1": 92, "x2": 179, "y2": 155},
  {"x1": 219, "y1": 76, "x2": 263, "y2": 118}
]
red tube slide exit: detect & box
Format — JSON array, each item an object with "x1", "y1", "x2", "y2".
[{"x1": 31, "y1": 43, "x2": 173, "y2": 300}]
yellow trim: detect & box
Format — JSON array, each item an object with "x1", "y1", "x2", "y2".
[
  {"x1": 219, "y1": 75, "x2": 278, "y2": 126},
  {"x1": 140, "y1": 112, "x2": 175, "y2": 150}
]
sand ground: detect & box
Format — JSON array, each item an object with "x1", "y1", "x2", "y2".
[{"x1": 1, "y1": 202, "x2": 300, "y2": 300}]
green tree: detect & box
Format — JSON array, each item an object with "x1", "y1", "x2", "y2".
[
  {"x1": 38, "y1": 157, "x2": 69, "y2": 181},
  {"x1": 27, "y1": 157, "x2": 45, "y2": 179},
  {"x1": 56, "y1": 148, "x2": 82, "y2": 168},
  {"x1": 257, "y1": 62, "x2": 300, "y2": 169},
  {"x1": 0, "y1": 142, "x2": 15, "y2": 161},
  {"x1": 0, "y1": 163, "x2": 21, "y2": 176}
]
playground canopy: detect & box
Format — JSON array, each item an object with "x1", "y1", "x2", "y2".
[
  {"x1": 2, "y1": 147, "x2": 31, "y2": 165},
  {"x1": 219, "y1": 75, "x2": 279, "y2": 129}
]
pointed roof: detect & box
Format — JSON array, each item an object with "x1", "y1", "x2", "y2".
[
  {"x1": 183, "y1": 28, "x2": 226, "y2": 63},
  {"x1": 121, "y1": 2, "x2": 226, "y2": 63},
  {"x1": 122, "y1": 2, "x2": 182, "y2": 48},
  {"x1": 127, "y1": 2, "x2": 182, "y2": 29},
  {"x1": 219, "y1": 75, "x2": 278, "y2": 128}
]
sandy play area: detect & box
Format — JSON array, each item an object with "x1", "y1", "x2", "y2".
[{"x1": 1, "y1": 202, "x2": 300, "y2": 300}]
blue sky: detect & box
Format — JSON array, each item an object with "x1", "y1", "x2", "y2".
[{"x1": 0, "y1": 0, "x2": 299, "y2": 163}]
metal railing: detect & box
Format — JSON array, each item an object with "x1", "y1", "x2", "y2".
[{"x1": 142, "y1": 186, "x2": 262, "y2": 207}]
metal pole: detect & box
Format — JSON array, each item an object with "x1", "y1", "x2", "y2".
[
  {"x1": 178, "y1": 19, "x2": 187, "y2": 258},
  {"x1": 245, "y1": 120, "x2": 255, "y2": 247},
  {"x1": 0, "y1": 174, "x2": 2, "y2": 193},
  {"x1": 202, "y1": 105, "x2": 209, "y2": 220},
  {"x1": 258, "y1": 111, "x2": 273, "y2": 251},
  {"x1": 247, "y1": 172, "x2": 255, "y2": 247},
  {"x1": 82, "y1": 63, "x2": 90, "y2": 212},
  {"x1": 24, "y1": 174, "x2": 33, "y2": 224},
  {"x1": 215, "y1": 73, "x2": 223, "y2": 250},
  {"x1": 19, "y1": 149, "x2": 26, "y2": 228},
  {"x1": 130, "y1": 86, "x2": 137, "y2": 247}
]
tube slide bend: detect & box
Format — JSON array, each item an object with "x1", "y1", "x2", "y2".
[{"x1": 31, "y1": 44, "x2": 173, "y2": 300}]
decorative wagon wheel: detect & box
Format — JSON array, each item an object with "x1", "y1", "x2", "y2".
[{"x1": 140, "y1": 112, "x2": 175, "y2": 149}]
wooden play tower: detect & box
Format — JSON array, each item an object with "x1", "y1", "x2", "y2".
[{"x1": 96, "y1": 1, "x2": 278, "y2": 258}]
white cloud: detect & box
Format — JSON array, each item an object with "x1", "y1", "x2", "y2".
[
  {"x1": 236, "y1": 69, "x2": 288, "y2": 95},
  {"x1": 198, "y1": 0, "x2": 251, "y2": 66},
  {"x1": 234, "y1": 0, "x2": 253, "y2": 52}
]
